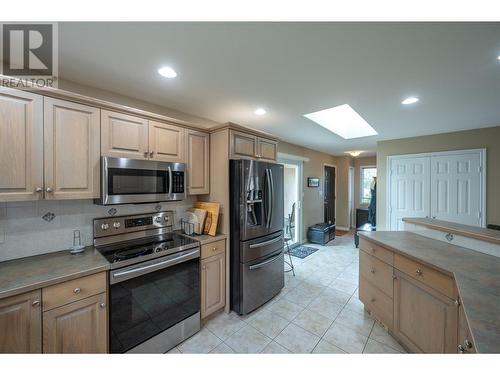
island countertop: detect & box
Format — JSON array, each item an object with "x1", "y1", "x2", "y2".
[
  {"x1": 358, "y1": 231, "x2": 500, "y2": 354},
  {"x1": 0, "y1": 247, "x2": 110, "y2": 300}
]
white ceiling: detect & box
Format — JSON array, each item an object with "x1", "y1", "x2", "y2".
[{"x1": 58, "y1": 22, "x2": 500, "y2": 156}]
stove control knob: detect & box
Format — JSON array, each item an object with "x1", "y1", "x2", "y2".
[
  {"x1": 155, "y1": 217, "x2": 162, "y2": 223},
  {"x1": 101, "y1": 223, "x2": 109, "y2": 230},
  {"x1": 113, "y1": 222, "x2": 121, "y2": 229}
]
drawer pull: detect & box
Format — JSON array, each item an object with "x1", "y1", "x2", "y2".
[
  {"x1": 100, "y1": 303, "x2": 106, "y2": 308},
  {"x1": 415, "y1": 268, "x2": 423, "y2": 276},
  {"x1": 464, "y1": 339, "x2": 473, "y2": 349},
  {"x1": 371, "y1": 297, "x2": 376, "y2": 303},
  {"x1": 370, "y1": 268, "x2": 375, "y2": 274},
  {"x1": 212, "y1": 247, "x2": 217, "y2": 252},
  {"x1": 454, "y1": 299, "x2": 460, "y2": 306},
  {"x1": 32, "y1": 300, "x2": 40, "y2": 307},
  {"x1": 458, "y1": 344, "x2": 466, "y2": 354},
  {"x1": 73, "y1": 287, "x2": 81, "y2": 294},
  {"x1": 370, "y1": 247, "x2": 376, "y2": 253}
]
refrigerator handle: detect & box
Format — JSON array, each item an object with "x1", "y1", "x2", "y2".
[
  {"x1": 269, "y1": 168, "x2": 274, "y2": 228},
  {"x1": 265, "y1": 169, "x2": 272, "y2": 228}
]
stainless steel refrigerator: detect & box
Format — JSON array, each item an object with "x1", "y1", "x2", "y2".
[{"x1": 230, "y1": 159, "x2": 284, "y2": 315}]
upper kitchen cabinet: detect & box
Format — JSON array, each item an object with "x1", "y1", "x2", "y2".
[
  {"x1": 149, "y1": 120, "x2": 186, "y2": 163},
  {"x1": 44, "y1": 98, "x2": 100, "y2": 200},
  {"x1": 0, "y1": 88, "x2": 44, "y2": 201},
  {"x1": 186, "y1": 129, "x2": 209, "y2": 195},
  {"x1": 229, "y1": 129, "x2": 278, "y2": 161},
  {"x1": 101, "y1": 110, "x2": 149, "y2": 159}
]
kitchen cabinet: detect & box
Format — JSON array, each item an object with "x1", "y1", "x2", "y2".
[
  {"x1": 0, "y1": 290, "x2": 42, "y2": 353},
  {"x1": 457, "y1": 304, "x2": 476, "y2": 353},
  {"x1": 0, "y1": 87, "x2": 44, "y2": 201},
  {"x1": 43, "y1": 293, "x2": 107, "y2": 353},
  {"x1": 149, "y1": 120, "x2": 186, "y2": 163},
  {"x1": 393, "y1": 270, "x2": 458, "y2": 353},
  {"x1": 201, "y1": 241, "x2": 226, "y2": 319},
  {"x1": 186, "y1": 129, "x2": 210, "y2": 195},
  {"x1": 101, "y1": 110, "x2": 149, "y2": 159},
  {"x1": 229, "y1": 129, "x2": 278, "y2": 161},
  {"x1": 44, "y1": 98, "x2": 100, "y2": 200}
]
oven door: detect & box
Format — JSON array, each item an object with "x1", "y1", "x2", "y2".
[
  {"x1": 99, "y1": 156, "x2": 185, "y2": 205},
  {"x1": 108, "y1": 248, "x2": 200, "y2": 353}
]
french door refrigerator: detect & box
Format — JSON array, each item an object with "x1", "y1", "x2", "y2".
[{"x1": 230, "y1": 159, "x2": 284, "y2": 315}]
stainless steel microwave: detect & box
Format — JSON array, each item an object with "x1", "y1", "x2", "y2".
[{"x1": 97, "y1": 157, "x2": 186, "y2": 205}]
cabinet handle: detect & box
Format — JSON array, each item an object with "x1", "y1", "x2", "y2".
[
  {"x1": 46, "y1": 187, "x2": 53, "y2": 193},
  {"x1": 415, "y1": 268, "x2": 423, "y2": 276},
  {"x1": 144, "y1": 151, "x2": 149, "y2": 158},
  {"x1": 150, "y1": 151, "x2": 154, "y2": 157},
  {"x1": 35, "y1": 187, "x2": 43, "y2": 193},
  {"x1": 370, "y1": 268, "x2": 375, "y2": 274},
  {"x1": 73, "y1": 287, "x2": 81, "y2": 294},
  {"x1": 454, "y1": 299, "x2": 460, "y2": 306},
  {"x1": 370, "y1": 247, "x2": 376, "y2": 253},
  {"x1": 392, "y1": 275, "x2": 397, "y2": 280},
  {"x1": 458, "y1": 344, "x2": 466, "y2": 354},
  {"x1": 32, "y1": 300, "x2": 40, "y2": 307},
  {"x1": 464, "y1": 339, "x2": 472, "y2": 349},
  {"x1": 100, "y1": 303, "x2": 106, "y2": 308},
  {"x1": 370, "y1": 297, "x2": 376, "y2": 303},
  {"x1": 212, "y1": 247, "x2": 217, "y2": 252},
  {"x1": 202, "y1": 265, "x2": 206, "y2": 270}
]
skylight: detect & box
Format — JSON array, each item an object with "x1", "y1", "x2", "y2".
[{"x1": 304, "y1": 104, "x2": 377, "y2": 139}]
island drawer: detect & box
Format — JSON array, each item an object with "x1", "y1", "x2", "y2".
[
  {"x1": 42, "y1": 272, "x2": 106, "y2": 311},
  {"x1": 201, "y1": 239, "x2": 226, "y2": 259},
  {"x1": 359, "y1": 238, "x2": 394, "y2": 266},
  {"x1": 394, "y1": 254, "x2": 456, "y2": 299},
  {"x1": 359, "y1": 276, "x2": 393, "y2": 329},
  {"x1": 360, "y1": 250, "x2": 394, "y2": 297}
]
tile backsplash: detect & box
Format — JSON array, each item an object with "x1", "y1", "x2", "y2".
[{"x1": 0, "y1": 198, "x2": 196, "y2": 262}]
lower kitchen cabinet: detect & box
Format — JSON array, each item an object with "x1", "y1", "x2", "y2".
[
  {"x1": 43, "y1": 293, "x2": 107, "y2": 353},
  {"x1": 201, "y1": 250, "x2": 226, "y2": 319},
  {"x1": 393, "y1": 270, "x2": 458, "y2": 353},
  {"x1": 458, "y1": 304, "x2": 476, "y2": 353},
  {"x1": 0, "y1": 290, "x2": 42, "y2": 353}
]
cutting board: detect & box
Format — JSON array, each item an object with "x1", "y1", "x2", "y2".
[{"x1": 193, "y1": 201, "x2": 220, "y2": 236}]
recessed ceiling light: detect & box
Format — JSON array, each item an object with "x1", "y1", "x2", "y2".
[
  {"x1": 345, "y1": 151, "x2": 363, "y2": 157},
  {"x1": 255, "y1": 108, "x2": 267, "y2": 116},
  {"x1": 402, "y1": 97, "x2": 419, "y2": 105},
  {"x1": 304, "y1": 104, "x2": 377, "y2": 139},
  {"x1": 497, "y1": 55, "x2": 500, "y2": 61},
  {"x1": 158, "y1": 66, "x2": 177, "y2": 79}
]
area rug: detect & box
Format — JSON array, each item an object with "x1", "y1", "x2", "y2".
[{"x1": 289, "y1": 245, "x2": 318, "y2": 259}]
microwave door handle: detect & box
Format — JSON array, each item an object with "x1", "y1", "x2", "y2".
[{"x1": 168, "y1": 166, "x2": 173, "y2": 196}]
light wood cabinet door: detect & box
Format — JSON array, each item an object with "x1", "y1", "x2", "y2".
[
  {"x1": 458, "y1": 305, "x2": 476, "y2": 353},
  {"x1": 43, "y1": 293, "x2": 107, "y2": 353},
  {"x1": 393, "y1": 270, "x2": 458, "y2": 353},
  {"x1": 0, "y1": 290, "x2": 42, "y2": 353},
  {"x1": 230, "y1": 130, "x2": 257, "y2": 159},
  {"x1": 149, "y1": 120, "x2": 186, "y2": 162},
  {"x1": 201, "y1": 252, "x2": 225, "y2": 318},
  {"x1": 44, "y1": 98, "x2": 100, "y2": 200},
  {"x1": 187, "y1": 129, "x2": 209, "y2": 194},
  {"x1": 101, "y1": 110, "x2": 149, "y2": 159},
  {"x1": 0, "y1": 88, "x2": 44, "y2": 201},
  {"x1": 257, "y1": 137, "x2": 277, "y2": 161}
]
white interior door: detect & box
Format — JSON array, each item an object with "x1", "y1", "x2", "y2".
[
  {"x1": 389, "y1": 157, "x2": 431, "y2": 230},
  {"x1": 430, "y1": 152, "x2": 482, "y2": 226}
]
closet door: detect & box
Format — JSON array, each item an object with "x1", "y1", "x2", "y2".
[
  {"x1": 389, "y1": 157, "x2": 431, "y2": 230},
  {"x1": 430, "y1": 152, "x2": 482, "y2": 226}
]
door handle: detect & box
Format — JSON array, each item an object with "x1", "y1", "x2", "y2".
[{"x1": 249, "y1": 252, "x2": 282, "y2": 270}]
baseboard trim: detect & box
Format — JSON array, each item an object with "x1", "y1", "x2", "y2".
[{"x1": 336, "y1": 226, "x2": 350, "y2": 231}]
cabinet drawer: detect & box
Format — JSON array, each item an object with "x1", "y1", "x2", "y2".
[
  {"x1": 394, "y1": 254, "x2": 456, "y2": 299},
  {"x1": 201, "y1": 239, "x2": 226, "y2": 259},
  {"x1": 359, "y1": 276, "x2": 393, "y2": 329},
  {"x1": 359, "y1": 238, "x2": 394, "y2": 265},
  {"x1": 42, "y1": 272, "x2": 106, "y2": 311},
  {"x1": 360, "y1": 250, "x2": 394, "y2": 297}
]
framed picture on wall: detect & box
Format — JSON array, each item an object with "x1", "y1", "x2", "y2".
[{"x1": 307, "y1": 177, "x2": 320, "y2": 187}]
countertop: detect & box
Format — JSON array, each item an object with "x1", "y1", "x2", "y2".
[
  {"x1": 177, "y1": 231, "x2": 227, "y2": 245},
  {"x1": 403, "y1": 217, "x2": 500, "y2": 245},
  {"x1": 359, "y1": 231, "x2": 500, "y2": 353},
  {"x1": 0, "y1": 247, "x2": 110, "y2": 300}
]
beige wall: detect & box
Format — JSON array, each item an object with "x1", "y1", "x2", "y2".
[
  {"x1": 278, "y1": 141, "x2": 353, "y2": 240},
  {"x1": 377, "y1": 126, "x2": 500, "y2": 230},
  {"x1": 354, "y1": 156, "x2": 377, "y2": 210}
]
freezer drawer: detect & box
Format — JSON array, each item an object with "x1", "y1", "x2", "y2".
[
  {"x1": 240, "y1": 232, "x2": 284, "y2": 263},
  {"x1": 240, "y1": 250, "x2": 284, "y2": 314}
]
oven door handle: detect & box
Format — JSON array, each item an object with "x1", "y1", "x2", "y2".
[
  {"x1": 110, "y1": 249, "x2": 199, "y2": 284},
  {"x1": 248, "y1": 252, "x2": 282, "y2": 270},
  {"x1": 168, "y1": 166, "x2": 173, "y2": 196}
]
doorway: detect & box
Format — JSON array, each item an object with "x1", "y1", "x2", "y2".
[
  {"x1": 348, "y1": 166, "x2": 355, "y2": 228},
  {"x1": 278, "y1": 157, "x2": 303, "y2": 246},
  {"x1": 324, "y1": 165, "x2": 336, "y2": 225}
]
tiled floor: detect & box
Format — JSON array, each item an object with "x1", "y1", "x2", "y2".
[{"x1": 169, "y1": 233, "x2": 407, "y2": 354}]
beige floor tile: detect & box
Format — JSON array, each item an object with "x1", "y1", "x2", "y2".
[
  {"x1": 165, "y1": 347, "x2": 181, "y2": 354},
  {"x1": 323, "y1": 322, "x2": 369, "y2": 353},
  {"x1": 319, "y1": 287, "x2": 352, "y2": 306},
  {"x1": 210, "y1": 342, "x2": 236, "y2": 354},
  {"x1": 312, "y1": 339, "x2": 347, "y2": 354},
  {"x1": 292, "y1": 309, "x2": 334, "y2": 337},
  {"x1": 274, "y1": 323, "x2": 321, "y2": 353},
  {"x1": 329, "y1": 279, "x2": 358, "y2": 295},
  {"x1": 307, "y1": 295, "x2": 344, "y2": 320},
  {"x1": 224, "y1": 325, "x2": 272, "y2": 353},
  {"x1": 335, "y1": 307, "x2": 374, "y2": 337},
  {"x1": 177, "y1": 328, "x2": 222, "y2": 353},
  {"x1": 260, "y1": 340, "x2": 291, "y2": 354},
  {"x1": 268, "y1": 298, "x2": 304, "y2": 321},
  {"x1": 248, "y1": 309, "x2": 290, "y2": 338},
  {"x1": 369, "y1": 323, "x2": 406, "y2": 353},
  {"x1": 283, "y1": 287, "x2": 316, "y2": 307},
  {"x1": 204, "y1": 311, "x2": 247, "y2": 340},
  {"x1": 343, "y1": 294, "x2": 365, "y2": 313},
  {"x1": 363, "y1": 339, "x2": 403, "y2": 354}
]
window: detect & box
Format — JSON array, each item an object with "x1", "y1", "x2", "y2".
[{"x1": 361, "y1": 166, "x2": 377, "y2": 205}]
